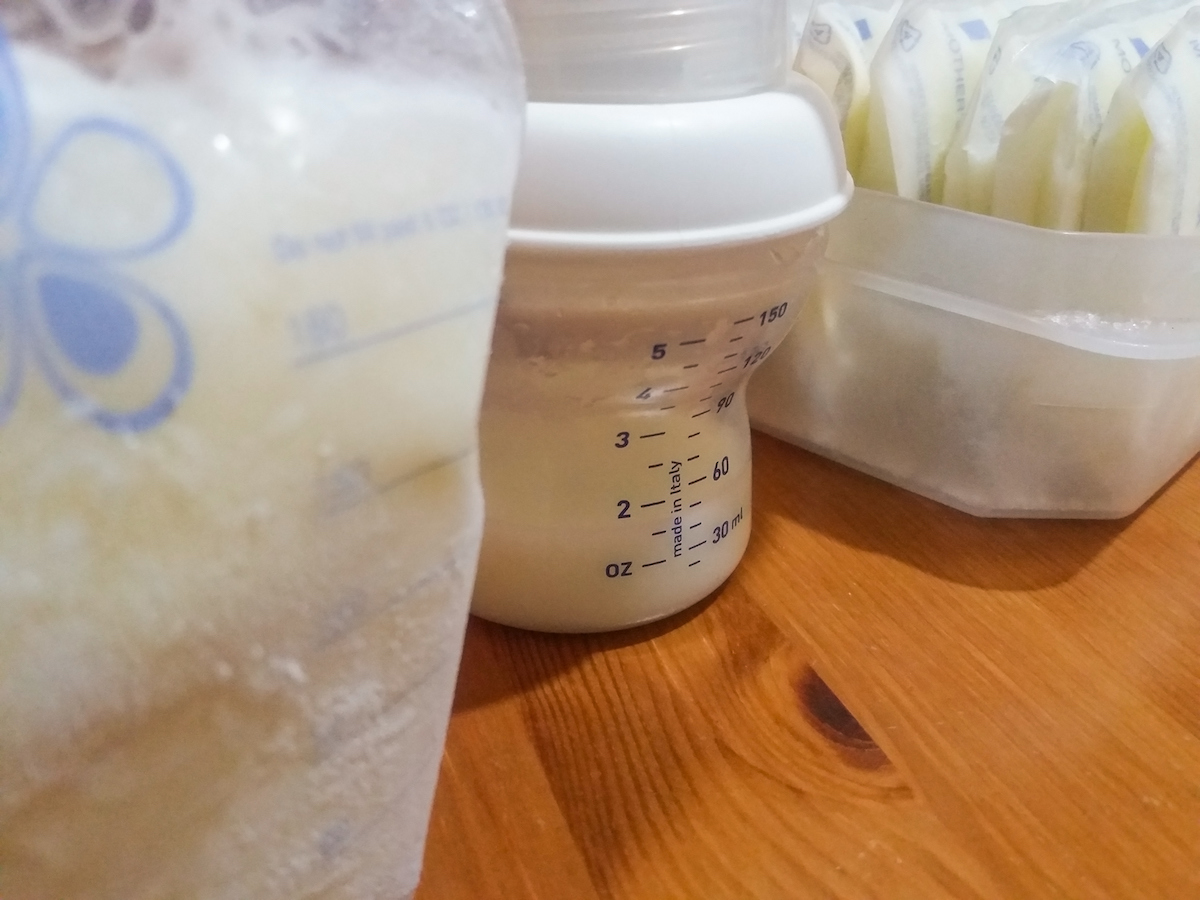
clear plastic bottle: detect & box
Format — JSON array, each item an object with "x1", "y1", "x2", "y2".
[
  {"x1": 0, "y1": 2, "x2": 523, "y2": 897},
  {"x1": 471, "y1": 0, "x2": 851, "y2": 632}
]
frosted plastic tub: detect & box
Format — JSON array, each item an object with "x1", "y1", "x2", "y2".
[{"x1": 749, "y1": 190, "x2": 1200, "y2": 519}]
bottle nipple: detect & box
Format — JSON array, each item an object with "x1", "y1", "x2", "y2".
[{"x1": 508, "y1": 0, "x2": 791, "y2": 103}]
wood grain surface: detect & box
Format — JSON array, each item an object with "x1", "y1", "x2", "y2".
[{"x1": 415, "y1": 432, "x2": 1200, "y2": 900}]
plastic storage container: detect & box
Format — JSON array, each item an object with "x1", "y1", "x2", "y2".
[
  {"x1": 0, "y1": 3, "x2": 522, "y2": 898},
  {"x1": 471, "y1": 0, "x2": 851, "y2": 632},
  {"x1": 749, "y1": 190, "x2": 1200, "y2": 519}
]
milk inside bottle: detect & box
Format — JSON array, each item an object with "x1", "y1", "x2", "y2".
[
  {"x1": 0, "y1": 2, "x2": 522, "y2": 897},
  {"x1": 471, "y1": 0, "x2": 851, "y2": 633}
]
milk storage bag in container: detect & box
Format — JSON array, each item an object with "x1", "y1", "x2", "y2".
[
  {"x1": 858, "y1": 0, "x2": 1063, "y2": 201},
  {"x1": 0, "y1": 2, "x2": 523, "y2": 898},
  {"x1": 795, "y1": 0, "x2": 902, "y2": 177},
  {"x1": 943, "y1": 0, "x2": 1194, "y2": 229},
  {"x1": 750, "y1": 0, "x2": 1200, "y2": 519},
  {"x1": 470, "y1": 0, "x2": 851, "y2": 633},
  {"x1": 1086, "y1": 7, "x2": 1200, "y2": 235}
]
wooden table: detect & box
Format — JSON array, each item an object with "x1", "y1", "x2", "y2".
[{"x1": 416, "y1": 432, "x2": 1200, "y2": 900}]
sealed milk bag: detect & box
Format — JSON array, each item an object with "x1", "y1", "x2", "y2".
[
  {"x1": 796, "y1": 0, "x2": 903, "y2": 176},
  {"x1": 1086, "y1": 6, "x2": 1200, "y2": 234},
  {"x1": 0, "y1": 1, "x2": 523, "y2": 898},
  {"x1": 946, "y1": 0, "x2": 1192, "y2": 228},
  {"x1": 942, "y1": 1, "x2": 1077, "y2": 214},
  {"x1": 858, "y1": 0, "x2": 1061, "y2": 201}
]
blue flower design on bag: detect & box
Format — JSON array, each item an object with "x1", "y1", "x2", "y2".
[{"x1": 0, "y1": 28, "x2": 194, "y2": 433}]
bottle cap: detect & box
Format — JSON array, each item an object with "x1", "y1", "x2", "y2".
[{"x1": 510, "y1": 81, "x2": 853, "y2": 250}]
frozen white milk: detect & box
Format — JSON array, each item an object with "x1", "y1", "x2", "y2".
[
  {"x1": 942, "y1": 1, "x2": 1077, "y2": 215},
  {"x1": 951, "y1": 0, "x2": 1192, "y2": 228},
  {"x1": 0, "y1": 3, "x2": 521, "y2": 898},
  {"x1": 1086, "y1": 7, "x2": 1200, "y2": 234},
  {"x1": 859, "y1": 0, "x2": 1060, "y2": 201},
  {"x1": 796, "y1": 0, "x2": 903, "y2": 176}
]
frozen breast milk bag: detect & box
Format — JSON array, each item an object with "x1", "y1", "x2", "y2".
[
  {"x1": 859, "y1": 0, "x2": 1060, "y2": 200},
  {"x1": 1086, "y1": 7, "x2": 1200, "y2": 234},
  {"x1": 796, "y1": 0, "x2": 902, "y2": 176},
  {"x1": 981, "y1": 0, "x2": 1191, "y2": 228},
  {"x1": 943, "y1": 1, "x2": 1077, "y2": 214},
  {"x1": 0, "y1": 2, "x2": 522, "y2": 899}
]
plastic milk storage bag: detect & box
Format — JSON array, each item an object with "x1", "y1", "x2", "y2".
[
  {"x1": 858, "y1": 0, "x2": 1063, "y2": 201},
  {"x1": 0, "y1": 2, "x2": 523, "y2": 898},
  {"x1": 943, "y1": 0, "x2": 1193, "y2": 229},
  {"x1": 795, "y1": 0, "x2": 902, "y2": 177},
  {"x1": 1086, "y1": 6, "x2": 1200, "y2": 235}
]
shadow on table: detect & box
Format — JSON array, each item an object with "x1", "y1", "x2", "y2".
[
  {"x1": 752, "y1": 432, "x2": 1133, "y2": 592},
  {"x1": 452, "y1": 588, "x2": 723, "y2": 714}
]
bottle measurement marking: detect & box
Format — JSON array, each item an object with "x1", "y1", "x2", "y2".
[
  {"x1": 649, "y1": 463, "x2": 665, "y2": 469},
  {"x1": 688, "y1": 476, "x2": 707, "y2": 486},
  {"x1": 640, "y1": 432, "x2": 667, "y2": 439},
  {"x1": 699, "y1": 396, "x2": 713, "y2": 402},
  {"x1": 692, "y1": 409, "x2": 711, "y2": 418},
  {"x1": 652, "y1": 529, "x2": 668, "y2": 536},
  {"x1": 717, "y1": 366, "x2": 738, "y2": 375},
  {"x1": 664, "y1": 386, "x2": 690, "y2": 393},
  {"x1": 683, "y1": 364, "x2": 700, "y2": 370},
  {"x1": 690, "y1": 501, "x2": 702, "y2": 508},
  {"x1": 687, "y1": 455, "x2": 700, "y2": 461},
  {"x1": 326, "y1": 449, "x2": 472, "y2": 516},
  {"x1": 689, "y1": 560, "x2": 702, "y2": 567},
  {"x1": 724, "y1": 353, "x2": 739, "y2": 360},
  {"x1": 296, "y1": 297, "x2": 491, "y2": 368},
  {"x1": 729, "y1": 336, "x2": 744, "y2": 343},
  {"x1": 641, "y1": 500, "x2": 667, "y2": 508},
  {"x1": 734, "y1": 316, "x2": 756, "y2": 325},
  {"x1": 660, "y1": 406, "x2": 676, "y2": 411},
  {"x1": 679, "y1": 339, "x2": 707, "y2": 346},
  {"x1": 688, "y1": 432, "x2": 700, "y2": 439},
  {"x1": 688, "y1": 541, "x2": 708, "y2": 551},
  {"x1": 710, "y1": 384, "x2": 723, "y2": 389},
  {"x1": 690, "y1": 522, "x2": 702, "y2": 529},
  {"x1": 643, "y1": 560, "x2": 667, "y2": 568}
]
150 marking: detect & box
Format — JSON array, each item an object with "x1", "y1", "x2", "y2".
[
  {"x1": 759, "y1": 302, "x2": 788, "y2": 327},
  {"x1": 641, "y1": 302, "x2": 791, "y2": 363}
]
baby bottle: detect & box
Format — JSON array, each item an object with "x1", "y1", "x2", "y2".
[
  {"x1": 472, "y1": 0, "x2": 852, "y2": 633},
  {"x1": 0, "y1": 2, "x2": 522, "y2": 898}
]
